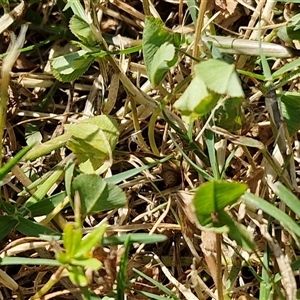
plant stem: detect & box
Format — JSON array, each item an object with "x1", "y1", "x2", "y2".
[
  {"x1": 216, "y1": 233, "x2": 224, "y2": 300},
  {"x1": 0, "y1": 79, "x2": 8, "y2": 169},
  {"x1": 192, "y1": 0, "x2": 208, "y2": 68},
  {"x1": 148, "y1": 105, "x2": 161, "y2": 156},
  {"x1": 23, "y1": 132, "x2": 72, "y2": 161},
  {"x1": 142, "y1": 0, "x2": 151, "y2": 16},
  {"x1": 30, "y1": 266, "x2": 65, "y2": 300}
]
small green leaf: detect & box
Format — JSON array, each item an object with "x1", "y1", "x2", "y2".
[
  {"x1": 277, "y1": 26, "x2": 293, "y2": 46},
  {"x1": 193, "y1": 181, "x2": 247, "y2": 226},
  {"x1": 52, "y1": 51, "x2": 88, "y2": 75},
  {"x1": 63, "y1": 223, "x2": 82, "y2": 257},
  {"x1": 69, "y1": 15, "x2": 97, "y2": 46},
  {"x1": 149, "y1": 42, "x2": 177, "y2": 86},
  {"x1": 25, "y1": 123, "x2": 42, "y2": 146},
  {"x1": 63, "y1": 0, "x2": 87, "y2": 22},
  {"x1": 72, "y1": 174, "x2": 107, "y2": 215},
  {"x1": 173, "y1": 76, "x2": 217, "y2": 122},
  {"x1": 82, "y1": 115, "x2": 119, "y2": 151},
  {"x1": 104, "y1": 182, "x2": 127, "y2": 211},
  {"x1": 67, "y1": 124, "x2": 111, "y2": 173},
  {"x1": 174, "y1": 76, "x2": 209, "y2": 113},
  {"x1": 280, "y1": 92, "x2": 300, "y2": 135},
  {"x1": 68, "y1": 265, "x2": 88, "y2": 287},
  {"x1": 51, "y1": 50, "x2": 94, "y2": 82},
  {"x1": 214, "y1": 97, "x2": 243, "y2": 132},
  {"x1": 70, "y1": 257, "x2": 102, "y2": 270},
  {"x1": 0, "y1": 201, "x2": 15, "y2": 215},
  {"x1": 56, "y1": 252, "x2": 69, "y2": 264},
  {"x1": 77, "y1": 223, "x2": 107, "y2": 257},
  {"x1": 195, "y1": 59, "x2": 245, "y2": 98},
  {"x1": 72, "y1": 174, "x2": 126, "y2": 215},
  {"x1": 285, "y1": 13, "x2": 300, "y2": 40},
  {"x1": 66, "y1": 115, "x2": 119, "y2": 174},
  {"x1": 143, "y1": 17, "x2": 173, "y2": 86}
]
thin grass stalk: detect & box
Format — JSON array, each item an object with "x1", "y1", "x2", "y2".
[
  {"x1": 0, "y1": 25, "x2": 27, "y2": 168},
  {"x1": 192, "y1": 0, "x2": 208, "y2": 68},
  {"x1": 30, "y1": 266, "x2": 65, "y2": 300},
  {"x1": 216, "y1": 233, "x2": 224, "y2": 300},
  {"x1": 141, "y1": 0, "x2": 150, "y2": 16},
  {"x1": 148, "y1": 105, "x2": 161, "y2": 156},
  {"x1": 0, "y1": 29, "x2": 29, "y2": 292}
]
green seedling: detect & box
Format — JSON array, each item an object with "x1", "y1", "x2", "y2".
[
  {"x1": 24, "y1": 115, "x2": 119, "y2": 174},
  {"x1": 192, "y1": 180, "x2": 252, "y2": 300},
  {"x1": 174, "y1": 58, "x2": 244, "y2": 124}
]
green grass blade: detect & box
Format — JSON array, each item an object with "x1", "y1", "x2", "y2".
[
  {"x1": 291, "y1": 258, "x2": 300, "y2": 271},
  {"x1": 0, "y1": 143, "x2": 35, "y2": 180},
  {"x1": 0, "y1": 216, "x2": 19, "y2": 240},
  {"x1": 258, "y1": 26, "x2": 272, "y2": 81},
  {"x1": 23, "y1": 166, "x2": 65, "y2": 208},
  {"x1": 169, "y1": 133, "x2": 213, "y2": 181},
  {"x1": 220, "y1": 146, "x2": 237, "y2": 179},
  {"x1": 133, "y1": 268, "x2": 181, "y2": 300},
  {"x1": 186, "y1": 0, "x2": 198, "y2": 24},
  {"x1": 205, "y1": 130, "x2": 220, "y2": 179},
  {"x1": 269, "y1": 181, "x2": 300, "y2": 217},
  {"x1": 16, "y1": 216, "x2": 61, "y2": 239},
  {"x1": 136, "y1": 291, "x2": 171, "y2": 300},
  {"x1": 161, "y1": 109, "x2": 209, "y2": 165},
  {"x1": 104, "y1": 155, "x2": 172, "y2": 185},
  {"x1": 242, "y1": 192, "x2": 300, "y2": 241},
  {"x1": 64, "y1": 160, "x2": 75, "y2": 197},
  {"x1": 102, "y1": 233, "x2": 166, "y2": 246},
  {"x1": 237, "y1": 69, "x2": 266, "y2": 81},
  {"x1": 28, "y1": 191, "x2": 67, "y2": 217},
  {"x1": 260, "y1": 247, "x2": 271, "y2": 300},
  {"x1": 272, "y1": 57, "x2": 300, "y2": 78},
  {"x1": 23, "y1": 132, "x2": 71, "y2": 161},
  {"x1": 0, "y1": 257, "x2": 61, "y2": 266},
  {"x1": 117, "y1": 235, "x2": 131, "y2": 300}
]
